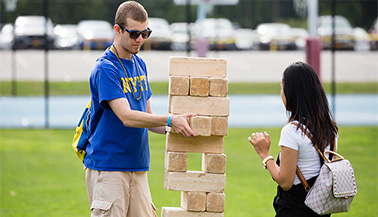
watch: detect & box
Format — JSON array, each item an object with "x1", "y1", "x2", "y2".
[{"x1": 262, "y1": 156, "x2": 274, "y2": 169}]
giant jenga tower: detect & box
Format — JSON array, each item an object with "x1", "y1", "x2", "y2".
[{"x1": 162, "y1": 57, "x2": 230, "y2": 217}]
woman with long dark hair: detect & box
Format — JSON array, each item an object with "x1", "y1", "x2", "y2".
[{"x1": 248, "y1": 62, "x2": 338, "y2": 216}]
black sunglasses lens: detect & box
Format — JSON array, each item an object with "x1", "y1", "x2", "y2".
[
  {"x1": 129, "y1": 32, "x2": 140, "y2": 39},
  {"x1": 128, "y1": 29, "x2": 151, "y2": 39},
  {"x1": 141, "y1": 31, "x2": 151, "y2": 39}
]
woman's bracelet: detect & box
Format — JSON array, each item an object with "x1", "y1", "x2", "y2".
[{"x1": 262, "y1": 155, "x2": 274, "y2": 169}]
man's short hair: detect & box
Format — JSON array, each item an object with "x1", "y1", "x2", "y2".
[{"x1": 115, "y1": 1, "x2": 148, "y2": 27}]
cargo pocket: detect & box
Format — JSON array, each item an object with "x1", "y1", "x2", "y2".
[{"x1": 90, "y1": 200, "x2": 113, "y2": 217}]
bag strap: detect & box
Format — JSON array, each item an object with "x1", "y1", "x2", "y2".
[
  {"x1": 291, "y1": 122, "x2": 335, "y2": 192},
  {"x1": 87, "y1": 100, "x2": 103, "y2": 141},
  {"x1": 296, "y1": 166, "x2": 311, "y2": 192},
  {"x1": 85, "y1": 56, "x2": 109, "y2": 140}
]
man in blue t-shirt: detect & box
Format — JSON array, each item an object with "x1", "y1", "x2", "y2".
[{"x1": 84, "y1": 1, "x2": 196, "y2": 216}]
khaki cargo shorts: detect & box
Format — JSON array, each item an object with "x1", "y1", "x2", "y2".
[{"x1": 85, "y1": 168, "x2": 157, "y2": 217}]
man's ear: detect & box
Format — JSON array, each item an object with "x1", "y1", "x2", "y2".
[{"x1": 114, "y1": 24, "x2": 122, "y2": 35}]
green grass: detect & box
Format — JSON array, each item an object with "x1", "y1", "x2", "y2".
[
  {"x1": 1, "y1": 81, "x2": 377, "y2": 96},
  {"x1": 1, "y1": 127, "x2": 377, "y2": 216}
]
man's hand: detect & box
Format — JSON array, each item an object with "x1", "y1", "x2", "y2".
[{"x1": 171, "y1": 114, "x2": 197, "y2": 138}]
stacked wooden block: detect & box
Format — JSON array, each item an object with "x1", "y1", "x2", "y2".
[{"x1": 162, "y1": 57, "x2": 229, "y2": 217}]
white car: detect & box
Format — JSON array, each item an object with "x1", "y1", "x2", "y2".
[
  {"x1": 13, "y1": 16, "x2": 55, "y2": 49},
  {"x1": 291, "y1": 27, "x2": 309, "y2": 50},
  {"x1": 77, "y1": 20, "x2": 114, "y2": 50},
  {"x1": 353, "y1": 27, "x2": 371, "y2": 51},
  {"x1": 170, "y1": 22, "x2": 192, "y2": 51},
  {"x1": 255, "y1": 23, "x2": 297, "y2": 50},
  {"x1": 193, "y1": 18, "x2": 237, "y2": 50},
  {"x1": 0, "y1": 24, "x2": 14, "y2": 50},
  {"x1": 234, "y1": 28, "x2": 254, "y2": 50},
  {"x1": 54, "y1": 24, "x2": 80, "y2": 50},
  {"x1": 143, "y1": 17, "x2": 172, "y2": 50},
  {"x1": 317, "y1": 15, "x2": 355, "y2": 50}
]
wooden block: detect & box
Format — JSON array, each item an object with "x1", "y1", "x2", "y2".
[
  {"x1": 202, "y1": 153, "x2": 226, "y2": 174},
  {"x1": 206, "y1": 193, "x2": 225, "y2": 213},
  {"x1": 162, "y1": 207, "x2": 224, "y2": 217},
  {"x1": 181, "y1": 191, "x2": 206, "y2": 211},
  {"x1": 211, "y1": 117, "x2": 228, "y2": 136},
  {"x1": 169, "y1": 96, "x2": 230, "y2": 116},
  {"x1": 165, "y1": 152, "x2": 188, "y2": 172},
  {"x1": 164, "y1": 171, "x2": 226, "y2": 193},
  {"x1": 209, "y1": 78, "x2": 228, "y2": 97},
  {"x1": 169, "y1": 57, "x2": 227, "y2": 78},
  {"x1": 169, "y1": 76, "x2": 189, "y2": 96},
  {"x1": 166, "y1": 133, "x2": 224, "y2": 154},
  {"x1": 190, "y1": 77, "x2": 209, "y2": 97},
  {"x1": 190, "y1": 116, "x2": 211, "y2": 137}
]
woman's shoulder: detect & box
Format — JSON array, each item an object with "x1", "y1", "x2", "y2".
[
  {"x1": 282, "y1": 121, "x2": 300, "y2": 131},
  {"x1": 281, "y1": 121, "x2": 311, "y2": 140},
  {"x1": 280, "y1": 121, "x2": 312, "y2": 150}
]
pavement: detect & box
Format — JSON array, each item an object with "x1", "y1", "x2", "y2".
[{"x1": 1, "y1": 50, "x2": 377, "y2": 83}]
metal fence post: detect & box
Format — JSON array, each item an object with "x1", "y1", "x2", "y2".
[
  {"x1": 331, "y1": 0, "x2": 336, "y2": 117},
  {"x1": 44, "y1": 0, "x2": 49, "y2": 128}
]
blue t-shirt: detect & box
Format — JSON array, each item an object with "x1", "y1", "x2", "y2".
[{"x1": 84, "y1": 47, "x2": 153, "y2": 171}]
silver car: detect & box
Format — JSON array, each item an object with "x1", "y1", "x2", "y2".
[{"x1": 317, "y1": 15, "x2": 355, "y2": 50}]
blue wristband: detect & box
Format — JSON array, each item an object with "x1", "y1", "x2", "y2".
[{"x1": 167, "y1": 115, "x2": 172, "y2": 127}]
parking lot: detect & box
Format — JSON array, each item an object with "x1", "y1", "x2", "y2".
[
  {"x1": 0, "y1": 49, "x2": 377, "y2": 83},
  {"x1": 1, "y1": 15, "x2": 377, "y2": 52}
]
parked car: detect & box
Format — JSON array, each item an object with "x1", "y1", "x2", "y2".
[
  {"x1": 234, "y1": 28, "x2": 255, "y2": 50},
  {"x1": 143, "y1": 17, "x2": 172, "y2": 50},
  {"x1": 353, "y1": 27, "x2": 371, "y2": 51},
  {"x1": 317, "y1": 15, "x2": 355, "y2": 50},
  {"x1": 193, "y1": 18, "x2": 237, "y2": 50},
  {"x1": 77, "y1": 20, "x2": 114, "y2": 50},
  {"x1": 291, "y1": 27, "x2": 309, "y2": 50},
  {"x1": 13, "y1": 16, "x2": 55, "y2": 49},
  {"x1": 170, "y1": 22, "x2": 192, "y2": 51},
  {"x1": 0, "y1": 24, "x2": 14, "y2": 50},
  {"x1": 254, "y1": 23, "x2": 297, "y2": 50},
  {"x1": 54, "y1": 24, "x2": 80, "y2": 49},
  {"x1": 369, "y1": 18, "x2": 378, "y2": 50}
]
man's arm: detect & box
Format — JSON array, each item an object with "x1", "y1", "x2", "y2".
[
  {"x1": 108, "y1": 97, "x2": 196, "y2": 137},
  {"x1": 146, "y1": 99, "x2": 167, "y2": 135}
]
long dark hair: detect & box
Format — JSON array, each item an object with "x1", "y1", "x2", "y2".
[{"x1": 282, "y1": 62, "x2": 338, "y2": 152}]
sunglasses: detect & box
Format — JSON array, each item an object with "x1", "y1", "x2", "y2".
[{"x1": 117, "y1": 24, "x2": 152, "y2": 39}]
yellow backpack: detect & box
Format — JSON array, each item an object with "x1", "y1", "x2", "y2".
[{"x1": 72, "y1": 100, "x2": 94, "y2": 162}]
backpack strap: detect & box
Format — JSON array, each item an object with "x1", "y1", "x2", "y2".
[
  {"x1": 86, "y1": 55, "x2": 112, "y2": 137},
  {"x1": 86, "y1": 57, "x2": 108, "y2": 142},
  {"x1": 291, "y1": 122, "x2": 335, "y2": 192},
  {"x1": 291, "y1": 122, "x2": 335, "y2": 160},
  {"x1": 86, "y1": 101, "x2": 103, "y2": 141}
]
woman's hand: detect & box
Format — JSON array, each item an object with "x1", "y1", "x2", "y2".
[{"x1": 248, "y1": 131, "x2": 271, "y2": 160}]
